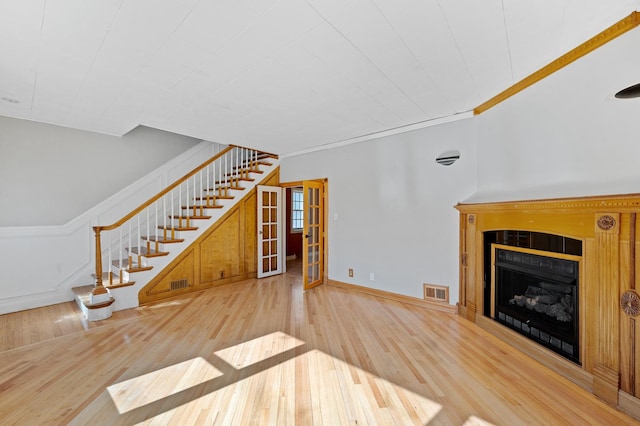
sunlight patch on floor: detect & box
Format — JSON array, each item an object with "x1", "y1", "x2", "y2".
[
  {"x1": 463, "y1": 415, "x2": 496, "y2": 425},
  {"x1": 147, "y1": 300, "x2": 183, "y2": 309},
  {"x1": 214, "y1": 331, "x2": 305, "y2": 369},
  {"x1": 107, "y1": 357, "x2": 222, "y2": 414},
  {"x1": 306, "y1": 349, "x2": 443, "y2": 424},
  {"x1": 105, "y1": 332, "x2": 441, "y2": 423}
]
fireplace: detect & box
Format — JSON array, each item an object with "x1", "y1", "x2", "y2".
[
  {"x1": 456, "y1": 195, "x2": 640, "y2": 410},
  {"x1": 493, "y1": 245, "x2": 580, "y2": 364}
]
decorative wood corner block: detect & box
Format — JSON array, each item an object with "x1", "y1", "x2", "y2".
[
  {"x1": 592, "y1": 363, "x2": 620, "y2": 406},
  {"x1": 466, "y1": 301, "x2": 477, "y2": 322}
]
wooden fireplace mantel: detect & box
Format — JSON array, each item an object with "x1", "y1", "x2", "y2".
[{"x1": 456, "y1": 193, "x2": 640, "y2": 416}]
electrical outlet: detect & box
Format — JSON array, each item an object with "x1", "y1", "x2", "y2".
[
  {"x1": 348, "y1": 268, "x2": 354, "y2": 277},
  {"x1": 369, "y1": 272, "x2": 375, "y2": 281}
]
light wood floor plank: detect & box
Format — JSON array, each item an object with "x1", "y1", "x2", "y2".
[{"x1": 0, "y1": 261, "x2": 638, "y2": 425}]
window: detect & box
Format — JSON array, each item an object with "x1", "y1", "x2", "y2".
[{"x1": 291, "y1": 188, "x2": 303, "y2": 232}]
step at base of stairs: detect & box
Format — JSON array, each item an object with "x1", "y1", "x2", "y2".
[
  {"x1": 92, "y1": 272, "x2": 136, "y2": 288},
  {"x1": 72, "y1": 285, "x2": 115, "y2": 321}
]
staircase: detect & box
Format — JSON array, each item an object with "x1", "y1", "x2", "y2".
[{"x1": 73, "y1": 145, "x2": 279, "y2": 320}]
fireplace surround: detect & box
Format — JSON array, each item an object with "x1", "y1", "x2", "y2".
[{"x1": 456, "y1": 194, "x2": 640, "y2": 417}]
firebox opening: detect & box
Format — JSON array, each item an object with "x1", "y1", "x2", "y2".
[{"x1": 483, "y1": 231, "x2": 582, "y2": 365}]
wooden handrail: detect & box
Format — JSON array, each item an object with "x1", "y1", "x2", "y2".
[
  {"x1": 94, "y1": 145, "x2": 234, "y2": 233},
  {"x1": 232, "y1": 143, "x2": 279, "y2": 160}
]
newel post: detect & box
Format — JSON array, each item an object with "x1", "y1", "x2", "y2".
[{"x1": 92, "y1": 226, "x2": 108, "y2": 296}]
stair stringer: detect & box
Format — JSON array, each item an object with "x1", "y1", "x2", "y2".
[{"x1": 107, "y1": 162, "x2": 279, "y2": 312}]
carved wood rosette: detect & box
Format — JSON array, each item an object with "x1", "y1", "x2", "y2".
[{"x1": 621, "y1": 291, "x2": 640, "y2": 317}]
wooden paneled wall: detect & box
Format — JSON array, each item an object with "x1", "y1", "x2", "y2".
[{"x1": 139, "y1": 169, "x2": 279, "y2": 304}]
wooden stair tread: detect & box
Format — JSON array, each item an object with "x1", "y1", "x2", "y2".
[
  {"x1": 218, "y1": 176, "x2": 255, "y2": 183},
  {"x1": 211, "y1": 186, "x2": 245, "y2": 191},
  {"x1": 105, "y1": 281, "x2": 135, "y2": 289},
  {"x1": 111, "y1": 259, "x2": 153, "y2": 272},
  {"x1": 129, "y1": 247, "x2": 169, "y2": 257},
  {"x1": 232, "y1": 165, "x2": 266, "y2": 173},
  {"x1": 142, "y1": 235, "x2": 185, "y2": 243},
  {"x1": 168, "y1": 215, "x2": 212, "y2": 220},
  {"x1": 72, "y1": 285, "x2": 116, "y2": 309},
  {"x1": 238, "y1": 159, "x2": 272, "y2": 166},
  {"x1": 181, "y1": 204, "x2": 223, "y2": 210},
  {"x1": 196, "y1": 194, "x2": 234, "y2": 200},
  {"x1": 241, "y1": 153, "x2": 276, "y2": 162},
  {"x1": 157, "y1": 225, "x2": 198, "y2": 231},
  {"x1": 91, "y1": 272, "x2": 136, "y2": 286}
]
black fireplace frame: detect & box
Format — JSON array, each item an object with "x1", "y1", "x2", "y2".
[{"x1": 491, "y1": 243, "x2": 582, "y2": 365}]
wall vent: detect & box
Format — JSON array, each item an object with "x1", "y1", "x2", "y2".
[
  {"x1": 423, "y1": 283, "x2": 449, "y2": 303},
  {"x1": 170, "y1": 278, "x2": 190, "y2": 291}
]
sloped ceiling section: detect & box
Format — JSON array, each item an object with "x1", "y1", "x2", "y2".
[{"x1": 0, "y1": 0, "x2": 638, "y2": 155}]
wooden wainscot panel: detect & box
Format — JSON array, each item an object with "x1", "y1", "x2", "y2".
[
  {"x1": 465, "y1": 214, "x2": 478, "y2": 321},
  {"x1": 456, "y1": 194, "x2": 640, "y2": 414},
  {"x1": 458, "y1": 213, "x2": 468, "y2": 319},
  {"x1": 620, "y1": 213, "x2": 640, "y2": 398},
  {"x1": 200, "y1": 208, "x2": 242, "y2": 285},
  {"x1": 590, "y1": 213, "x2": 621, "y2": 405},
  {"x1": 139, "y1": 249, "x2": 195, "y2": 304}
]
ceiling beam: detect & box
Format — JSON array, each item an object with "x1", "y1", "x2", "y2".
[{"x1": 474, "y1": 11, "x2": 640, "y2": 115}]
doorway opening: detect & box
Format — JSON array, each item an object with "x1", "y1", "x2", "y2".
[
  {"x1": 281, "y1": 179, "x2": 328, "y2": 290},
  {"x1": 285, "y1": 186, "x2": 304, "y2": 273}
]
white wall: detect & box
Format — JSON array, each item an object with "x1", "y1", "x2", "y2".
[
  {"x1": 474, "y1": 27, "x2": 640, "y2": 202},
  {"x1": 280, "y1": 119, "x2": 477, "y2": 303},
  {"x1": 0, "y1": 141, "x2": 224, "y2": 314},
  {"x1": 0, "y1": 117, "x2": 201, "y2": 226}
]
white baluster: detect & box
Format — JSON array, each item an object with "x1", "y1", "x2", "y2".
[
  {"x1": 207, "y1": 164, "x2": 211, "y2": 206},
  {"x1": 119, "y1": 227, "x2": 123, "y2": 272},
  {"x1": 218, "y1": 156, "x2": 222, "y2": 195},
  {"x1": 108, "y1": 231, "x2": 112, "y2": 284},
  {"x1": 185, "y1": 179, "x2": 189, "y2": 227},
  {"x1": 128, "y1": 221, "x2": 132, "y2": 269},
  {"x1": 199, "y1": 169, "x2": 203, "y2": 210},
  {"x1": 170, "y1": 188, "x2": 174, "y2": 233},
  {"x1": 136, "y1": 215, "x2": 140, "y2": 265},
  {"x1": 155, "y1": 199, "x2": 158, "y2": 249}
]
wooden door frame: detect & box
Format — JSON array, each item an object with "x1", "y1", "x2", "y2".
[{"x1": 280, "y1": 179, "x2": 328, "y2": 286}]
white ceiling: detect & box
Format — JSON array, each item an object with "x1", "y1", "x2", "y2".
[{"x1": 1, "y1": 0, "x2": 639, "y2": 155}]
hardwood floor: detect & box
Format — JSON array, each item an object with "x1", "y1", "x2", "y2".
[{"x1": 0, "y1": 261, "x2": 638, "y2": 425}]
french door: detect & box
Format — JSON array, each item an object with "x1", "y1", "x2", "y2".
[
  {"x1": 303, "y1": 180, "x2": 324, "y2": 290},
  {"x1": 257, "y1": 185, "x2": 282, "y2": 278}
]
